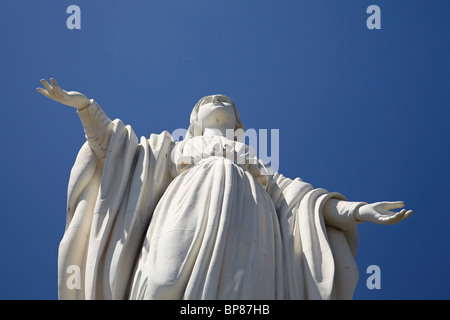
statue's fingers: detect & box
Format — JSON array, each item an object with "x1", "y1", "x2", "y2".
[
  {"x1": 393, "y1": 209, "x2": 413, "y2": 224},
  {"x1": 376, "y1": 207, "x2": 412, "y2": 225},
  {"x1": 50, "y1": 78, "x2": 59, "y2": 88},
  {"x1": 40, "y1": 79, "x2": 53, "y2": 92},
  {"x1": 380, "y1": 210, "x2": 404, "y2": 225},
  {"x1": 36, "y1": 87, "x2": 50, "y2": 97},
  {"x1": 50, "y1": 78, "x2": 64, "y2": 91},
  {"x1": 405, "y1": 210, "x2": 413, "y2": 218},
  {"x1": 50, "y1": 78, "x2": 66, "y2": 97}
]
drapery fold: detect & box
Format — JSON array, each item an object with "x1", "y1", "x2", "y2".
[{"x1": 59, "y1": 120, "x2": 173, "y2": 299}]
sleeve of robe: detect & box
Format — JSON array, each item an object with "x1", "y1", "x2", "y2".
[
  {"x1": 57, "y1": 100, "x2": 175, "y2": 300},
  {"x1": 266, "y1": 171, "x2": 366, "y2": 300}
]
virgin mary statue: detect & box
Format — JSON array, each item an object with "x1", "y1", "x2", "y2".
[{"x1": 37, "y1": 78, "x2": 412, "y2": 300}]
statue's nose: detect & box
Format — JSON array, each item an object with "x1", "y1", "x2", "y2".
[{"x1": 212, "y1": 96, "x2": 222, "y2": 104}]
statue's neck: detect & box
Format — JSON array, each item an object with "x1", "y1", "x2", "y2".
[{"x1": 203, "y1": 127, "x2": 235, "y2": 138}]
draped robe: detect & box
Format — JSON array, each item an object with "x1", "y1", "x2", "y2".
[{"x1": 58, "y1": 101, "x2": 364, "y2": 300}]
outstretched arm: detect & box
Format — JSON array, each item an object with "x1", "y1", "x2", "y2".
[
  {"x1": 37, "y1": 78, "x2": 113, "y2": 158},
  {"x1": 324, "y1": 198, "x2": 413, "y2": 231}
]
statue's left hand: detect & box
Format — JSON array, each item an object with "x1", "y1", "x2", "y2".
[{"x1": 356, "y1": 201, "x2": 413, "y2": 225}]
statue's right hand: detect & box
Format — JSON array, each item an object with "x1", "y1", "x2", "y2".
[{"x1": 37, "y1": 78, "x2": 91, "y2": 110}]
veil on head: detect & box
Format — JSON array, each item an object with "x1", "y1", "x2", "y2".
[{"x1": 185, "y1": 94, "x2": 245, "y2": 139}]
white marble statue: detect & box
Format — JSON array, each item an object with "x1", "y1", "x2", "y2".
[{"x1": 37, "y1": 78, "x2": 412, "y2": 300}]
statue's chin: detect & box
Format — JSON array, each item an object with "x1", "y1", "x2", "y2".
[{"x1": 200, "y1": 108, "x2": 235, "y2": 129}]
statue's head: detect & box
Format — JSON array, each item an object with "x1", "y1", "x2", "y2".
[{"x1": 186, "y1": 94, "x2": 245, "y2": 139}]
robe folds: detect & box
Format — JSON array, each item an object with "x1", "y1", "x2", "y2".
[{"x1": 58, "y1": 102, "x2": 361, "y2": 300}]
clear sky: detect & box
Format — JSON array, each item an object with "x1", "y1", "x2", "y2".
[{"x1": 0, "y1": 1, "x2": 449, "y2": 300}]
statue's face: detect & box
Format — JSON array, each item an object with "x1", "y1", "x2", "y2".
[{"x1": 197, "y1": 95, "x2": 236, "y2": 130}]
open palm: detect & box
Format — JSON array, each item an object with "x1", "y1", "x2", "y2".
[
  {"x1": 36, "y1": 78, "x2": 90, "y2": 110},
  {"x1": 356, "y1": 201, "x2": 413, "y2": 225}
]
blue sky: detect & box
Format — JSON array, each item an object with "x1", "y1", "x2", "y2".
[{"x1": 0, "y1": 1, "x2": 449, "y2": 299}]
